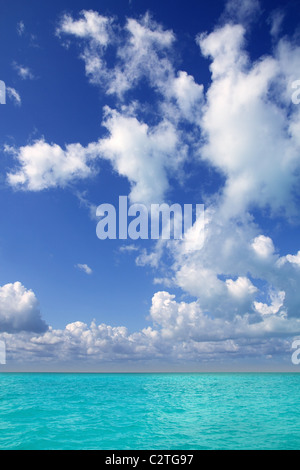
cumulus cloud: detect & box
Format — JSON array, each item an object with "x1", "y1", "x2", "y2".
[
  {"x1": 197, "y1": 24, "x2": 300, "y2": 219},
  {"x1": 57, "y1": 10, "x2": 112, "y2": 46},
  {"x1": 8, "y1": 13, "x2": 191, "y2": 202},
  {"x1": 97, "y1": 108, "x2": 180, "y2": 204},
  {"x1": 6, "y1": 139, "x2": 99, "y2": 191},
  {"x1": 57, "y1": 11, "x2": 175, "y2": 95},
  {"x1": 0, "y1": 282, "x2": 48, "y2": 333},
  {"x1": 4, "y1": 2, "x2": 300, "y2": 366},
  {"x1": 252, "y1": 236, "x2": 275, "y2": 259},
  {"x1": 226, "y1": 277, "x2": 257, "y2": 299},
  {"x1": 285, "y1": 252, "x2": 300, "y2": 267},
  {"x1": 55, "y1": 6, "x2": 300, "y2": 342},
  {"x1": 56, "y1": 10, "x2": 113, "y2": 88},
  {"x1": 254, "y1": 290, "x2": 286, "y2": 316},
  {"x1": 166, "y1": 71, "x2": 204, "y2": 122},
  {"x1": 108, "y1": 13, "x2": 175, "y2": 97},
  {"x1": 9, "y1": 6, "x2": 300, "y2": 210},
  {"x1": 1, "y1": 290, "x2": 299, "y2": 365},
  {"x1": 149, "y1": 291, "x2": 300, "y2": 342}
]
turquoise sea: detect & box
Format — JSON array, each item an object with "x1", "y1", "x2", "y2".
[{"x1": 0, "y1": 373, "x2": 299, "y2": 450}]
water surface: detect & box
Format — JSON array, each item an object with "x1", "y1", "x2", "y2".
[{"x1": 0, "y1": 373, "x2": 299, "y2": 450}]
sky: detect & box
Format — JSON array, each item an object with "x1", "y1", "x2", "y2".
[{"x1": 0, "y1": 0, "x2": 300, "y2": 371}]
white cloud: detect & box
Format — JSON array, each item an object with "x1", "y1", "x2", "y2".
[
  {"x1": 0, "y1": 282, "x2": 48, "y2": 333},
  {"x1": 57, "y1": 11, "x2": 175, "y2": 99},
  {"x1": 17, "y1": 21, "x2": 25, "y2": 36},
  {"x1": 56, "y1": 9, "x2": 300, "y2": 335},
  {"x1": 6, "y1": 139, "x2": 98, "y2": 191},
  {"x1": 197, "y1": 24, "x2": 300, "y2": 219},
  {"x1": 166, "y1": 71, "x2": 204, "y2": 122},
  {"x1": 9, "y1": 13, "x2": 198, "y2": 203},
  {"x1": 76, "y1": 264, "x2": 93, "y2": 275},
  {"x1": 108, "y1": 13, "x2": 175, "y2": 96},
  {"x1": 279, "y1": 251, "x2": 300, "y2": 267},
  {"x1": 223, "y1": 0, "x2": 262, "y2": 25},
  {"x1": 252, "y1": 235, "x2": 275, "y2": 258},
  {"x1": 1, "y1": 290, "x2": 299, "y2": 365},
  {"x1": 149, "y1": 291, "x2": 300, "y2": 342},
  {"x1": 254, "y1": 290, "x2": 286, "y2": 316},
  {"x1": 4, "y1": 5, "x2": 300, "y2": 366},
  {"x1": 197, "y1": 24, "x2": 247, "y2": 79},
  {"x1": 56, "y1": 10, "x2": 113, "y2": 91},
  {"x1": 57, "y1": 10, "x2": 112, "y2": 46},
  {"x1": 268, "y1": 10, "x2": 285, "y2": 38},
  {"x1": 97, "y1": 108, "x2": 180, "y2": 204},
  {"x1": 6, "y1": 87, "x2": 21, "y2": 106},
  {"x1": 226, "y1": 277, "x2": 257, "y2": 299},
  {"x1": 119, "y1": 244, "x2": 139, "y2": 253},
  {"x1": 286, "y1": 251, "x2": 300, "y2": 266},
  {"x1": 13, "y1": 62, "x2": 34, "y2": 80}
]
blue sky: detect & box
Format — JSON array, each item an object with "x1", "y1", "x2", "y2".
[{"x1": 0, "y1": 0, "x2": 300, "y2": 371}]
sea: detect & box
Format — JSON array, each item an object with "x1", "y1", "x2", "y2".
[{"x1": 0, "y1": 373, "x2": 299, "y2": 450}]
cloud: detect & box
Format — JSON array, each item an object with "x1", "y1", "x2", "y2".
[
  {"x1": 0, "y1": 282, "x2": 48, "y2": 333},
  {"x1": 197, "y1": 23, "x2": 300, "y2": 219},
  {"x1": 1, "y1": 290, "x2": 299, "y2": 365},
  {"x1": 76, "y1": 191, "x2": 98, "y2": 221},
  {"x1": 13, "y1": 62, "x2": 34, "y2": 80},
  {"x1": 6, "y1": 87, "x2": 21, "y2": 106},
  {"x1": 6, "y1": 139, "x2": 98, "y2": 191},
  {"x1": 11, "y1": 7, "x2": 299, "y2": 213},
  {"x1": 165, "y1": 71, "x2": 204, "y2": 122},
  {"x1": 8, "y1": 10, "x2": 190, "y2": 203},
  {"x1": 268, "y1": 10, "x2": 285, "y2": 38},
  {"x1": 58, "y1": 11, "x2": 175, "y2": 96},
  {"x1": 55, "y1": 8, "x2": 300, "y2": 334},
  {"x1": 254, "y1": 290, "x2": 286, "y2": 316},
  {"x1": 119, "y1": 244, "x2": 139, "y2": 253},
  {"x1": 97, "y1": 108, "x2": 180, "y2": 204},
  {"x1": 251, "y1": 236, "x2": 275, "y2": 259},
  {"x1": 149, "y1": 291, "x2": 300, "y2": 342},
  {"x1": 76, "y1": 263, "x2": 93, "y2": 275},
  {"x1": 108, "y1": 13, "x2": 175, "y2": 97},
  {"x1": 9, "y1": 13, "x2": 198, "y2": 203},
  {"x1": 223, "y1": 0, "x2": 262, "y2": 26},
  {"x1": 226, "y1": 277, "x2": 257, "y2": 299},
  {"x1": 17, "y1": 21, "x2": 25, "y2": 36},
  {"x1": 4, "y1": 4, "x2": 300, "y2": 367},
  {"x1": 56, "y1": 10, "x2": 113, "y2": 91},
  {"x1": 279, "y1": 250, "x2": 300, "y2": 268},
  {"x1": 57, "y1": 10, "x2": 112, "y2": 46},
  {"x1": 285, "y1": 252, "x2": 300, "y2": 267}
]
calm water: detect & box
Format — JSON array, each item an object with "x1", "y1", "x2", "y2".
[{"x1": 0, "y1": 373, "x2": 299, "y2": 450}]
